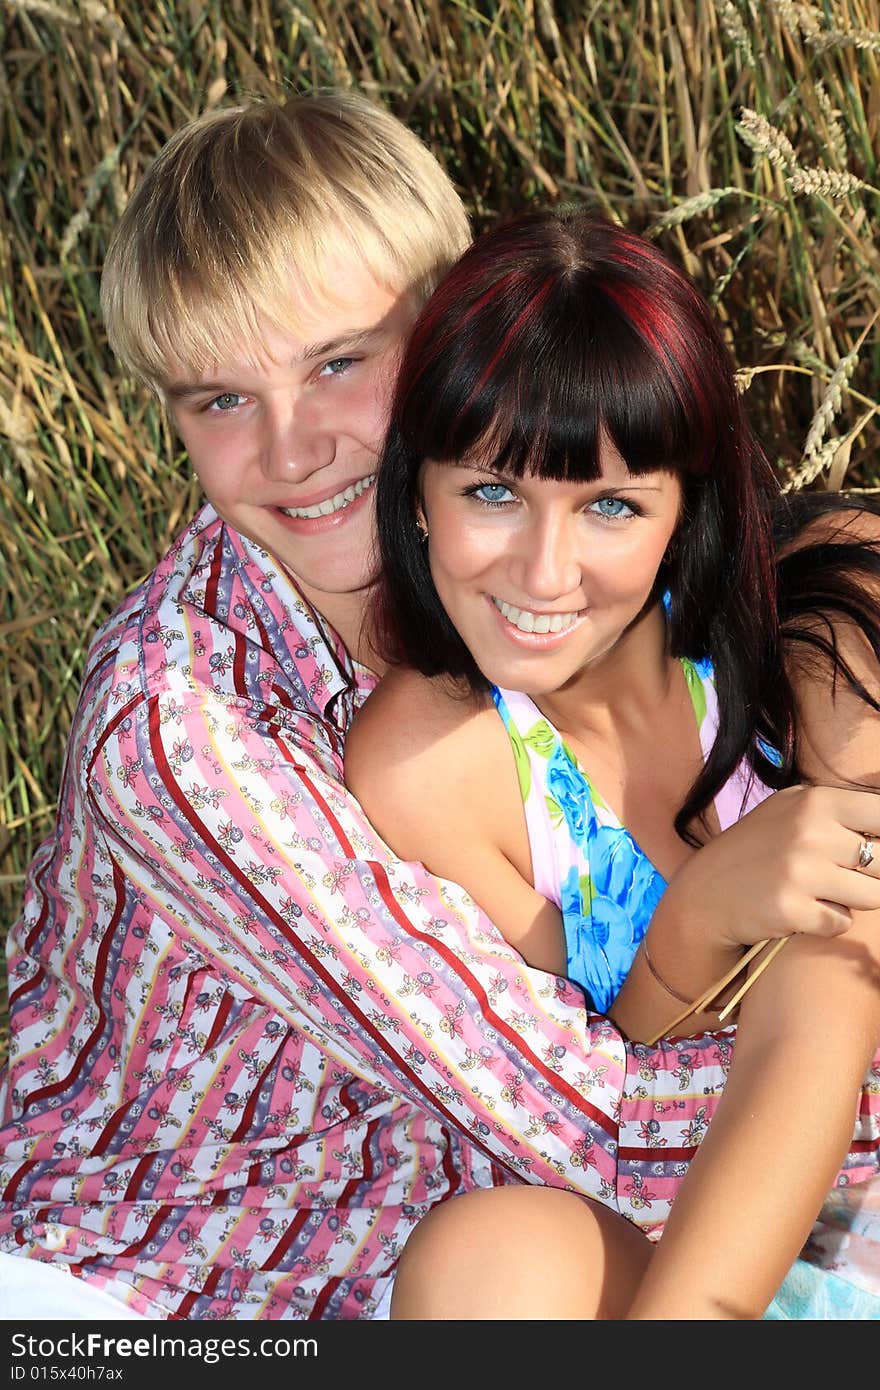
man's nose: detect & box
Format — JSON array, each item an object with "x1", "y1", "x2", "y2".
[{"x1": 261, "y1": 401, "x2": 336, "y2": 482}]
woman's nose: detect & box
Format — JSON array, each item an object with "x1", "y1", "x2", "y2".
[{"x1": 514, "y1": 516, "x2": 581, "y2": 599}]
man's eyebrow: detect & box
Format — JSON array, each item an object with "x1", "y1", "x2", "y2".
[
  {"x1": 165, "y1": 380, "x2": 233, "y2": 403},
  {"x1": 300, "y1": 324, "x2": 388, "y2": 360},
  {"x1": 164, "y1": 325, "x2": 389, "y2": 401}
]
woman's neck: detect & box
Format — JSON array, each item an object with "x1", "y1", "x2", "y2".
[{"x1": 531, "y1": 599, "x2": 675, "y2": 744}]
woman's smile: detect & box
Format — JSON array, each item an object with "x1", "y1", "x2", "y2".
[{"x1": 489, "y1": 595, "x2": 589, "y2": 650}]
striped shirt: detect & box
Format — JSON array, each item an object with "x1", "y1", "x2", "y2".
[{"x1": 1, "y1": 504, "x2": 877, "y2": 1319}]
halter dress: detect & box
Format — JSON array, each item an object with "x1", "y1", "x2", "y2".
[
  {"x1": 492, "y1": 656, "x2": 767, "y2": 1013},
  {"x1": 491, "y1": 658, "x2": 880, "y2": 1318}
]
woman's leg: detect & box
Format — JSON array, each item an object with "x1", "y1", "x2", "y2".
[{"x1": 391, "y1": 1185, "x2": 652, "y2": 1320}]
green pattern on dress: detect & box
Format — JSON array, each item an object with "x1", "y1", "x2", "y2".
[{"x1": 681, "y1": 656, "x2": 707, "y2": 727}]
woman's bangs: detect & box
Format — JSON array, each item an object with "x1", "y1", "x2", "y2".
[
  {"x1": 488, "y1": 357, "x2": 604, "y2": 481},
  {"x1": 592, "y1": 307, "x2": 695, "y2": 476},
  {"x1": 401, "y1": 282, "x2": 696, "y2": 481}
]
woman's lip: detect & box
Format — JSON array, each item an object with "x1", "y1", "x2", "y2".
[{"x1": 487, "y1": 594, "x2": 588, "y2": 647}]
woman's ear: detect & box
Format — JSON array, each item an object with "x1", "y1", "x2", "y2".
[{"x1": 415, "y1": 504, "x2": 429, "y2": 540}]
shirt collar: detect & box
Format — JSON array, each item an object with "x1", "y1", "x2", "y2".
[{"x1": 221, "y1": 518, "x2": 378, "y2": 732}]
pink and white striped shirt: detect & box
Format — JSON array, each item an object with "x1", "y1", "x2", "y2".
[{"x1": 1, "y1": 505, "x2": 877, "y2": 1319}]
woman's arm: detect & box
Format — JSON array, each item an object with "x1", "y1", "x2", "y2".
[
  {"x1": 627, "y1": 596, "x2": 880, "y2": 1318},
  {"x1": 628, "y1": 919, "x2": 880, "y2": 1317}
]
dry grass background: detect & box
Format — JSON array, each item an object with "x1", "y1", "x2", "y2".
[{"x1": 1, "y1": 0, "x2": 880, "y2": 1056}]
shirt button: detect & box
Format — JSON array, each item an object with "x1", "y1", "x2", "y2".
[{"x1": 44, "y1": 1224, "x2": 65, "y2": 1251}]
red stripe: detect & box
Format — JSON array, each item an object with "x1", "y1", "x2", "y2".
[
  {"x1": 204, "y1": 544, "x2": 224, "y2": 619},
  {"x1": 85, "y1": 694, "x2": 145, "y2": 780},
  {"x1": 21, "y1": 853, "x2": 52, "y2": 959},
  {"x1": 284, "y1": 763, "x2": 613, "y2": 1133},
  {"x1": 441, "y1": 1138, "x2": 463, "y2": 1198},
  {"x1": 9, "y1": 965, "x2": 45, "y2": 1009},
  {"x1": 2, "y1": 1160, "x2": 38, "y2": 1203},
  {"x1": 86, "y1": 1094, "x2": 141, "y2": 1159},
  {"x1": 260, "y1": 1206, "x2": 312, "y2": 1273},
  {"x1": 21, "y1": 667, "x2": 129, "y2": 955},
  {"x1": 22, "y1": 857, "x2": 128, "y2": 1114},
  {"x1": 123, "y1": 1152, "x2": 157, "y2": 1201},
  {"x1": 618, "y1": 1145, "x2": 698, "y2": 1162},
  {"x1": 270, "y1": 682, "x2": 297, "y2": 712},
  {"x1": 309, "y1": 1276, "x2": 342, "y2": 1320},
  {"x1": 489, "y1": 1160, "x2": 508, "y2": 1189},
  {"x1": 229, "y1": 1053, "x2": 278, "y2": 1144},
  {"x1": 250, "y1": 606, "x2": 272, "y2": 655},
  {"x1": 309, "y1": 1108, "x2": 379, "y2": 1320},
  {"x1": 232, "y1": 629, "x2": 247, "y2": 695},
  {"x1": 369, "y1": 860, "x2": 618, "y2": 1140},
  {"x1": 79, "y1": 1204, "x2": 172, "y2": 1268},
  {"x1": 172, "y1": 1263, "x2": 226, "y2": 1320},
  {"x1": 203, "y1": 992, "x2": 233, "y2": 1055}
]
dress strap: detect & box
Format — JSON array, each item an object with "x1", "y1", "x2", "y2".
[
  {"x1": 688, "y1": 660, "x2": 771, "y2": 829},
  {"x1": 491, "y1": 687, "x2": 566, "y2": 907}
]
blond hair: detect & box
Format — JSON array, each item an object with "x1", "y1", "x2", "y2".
[{"x1": 100, "y1": 88, "x2": 471, "y2": 392}]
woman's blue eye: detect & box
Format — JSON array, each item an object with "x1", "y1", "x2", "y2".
[
  {"x1": 592, "y1": 496, "x2": 633, "y2": 519},
  {"x1": 474, "y1": 482, "x2": 515, "y2": 504},
  {"x1": 209, "y1": 393, "x2": 245, "y2": 412}
]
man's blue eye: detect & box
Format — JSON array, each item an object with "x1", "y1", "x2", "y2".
[
  {"x1": 321, "y1": 357, "x2": 354, "y2": 376},
  {"x1": 474, "y1": 483, "x2": 514, "y2": 504},
  {"x1": 210, "y1": 393, "x2": 244, "y2": 411}
]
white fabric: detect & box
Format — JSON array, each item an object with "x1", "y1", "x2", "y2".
[{"x1": 0, "y1": 1252, "x2": 148, "y2": 1320}]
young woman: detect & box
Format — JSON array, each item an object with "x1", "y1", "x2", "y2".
[{"x1": 345, "y1": 209, "x2": 880, "y2": 1318}]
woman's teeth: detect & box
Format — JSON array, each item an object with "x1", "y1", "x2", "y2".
[
  {"x1": 493, "y1": 597, "x2": 581, "y2": 633},
  {"x1": 282, "y1": 474, "x2": 375, "y2": 520}
]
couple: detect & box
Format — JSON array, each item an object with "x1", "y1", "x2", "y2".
[{"x1": 0, "y1": 88, "x2": 878, "y2": 1321}]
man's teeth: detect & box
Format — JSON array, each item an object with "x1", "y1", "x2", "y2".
[
  {"x1": 282, "y1": 474, "x2": 375, "y2": 520},
  {"x1": 493, "y1": 597, "x2": 581, "y2": 634}
]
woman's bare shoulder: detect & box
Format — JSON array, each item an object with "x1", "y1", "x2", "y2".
[
  {"x1": 347, "y1": 664, "x2": 494, "y2": 765},
  {"x1": 345, "y1": 665, "x2": 524, "y2": 868}
]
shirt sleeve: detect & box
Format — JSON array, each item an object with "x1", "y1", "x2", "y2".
[{"x1": 90, "y1": 684, "x2": 878, "y2": 1228}]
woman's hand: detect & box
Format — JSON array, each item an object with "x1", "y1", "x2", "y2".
[
  {"x1": 613, "y1": 783, "x2": 880, "y2": 1042},
  {"x1": 666, "y1": 783, "x2": 880, "y2": 952}
]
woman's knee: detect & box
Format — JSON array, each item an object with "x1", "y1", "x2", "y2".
[{"x1": 391, "y1": 1184, "x2": 652, "y2": 1320}]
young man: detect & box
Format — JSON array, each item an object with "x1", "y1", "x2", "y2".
[{"x1": 0, "y1": 90, "x2": 874, "y2": 1320}]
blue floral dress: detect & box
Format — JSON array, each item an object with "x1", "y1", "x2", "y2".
[
  {"x1": 492, "y1": 657, "x2": 767, "y2": 1012},
  {"x1": 492, "y1": 660, "x2": 880, "y2": 1319}
]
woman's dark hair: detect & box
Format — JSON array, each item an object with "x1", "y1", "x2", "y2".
[
  {"x1": 372, "y1": 207, "x2": 880, "y2": 839},
  {"x1": 773, "y1": 488, "x2": 880, "y2": 718}
]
